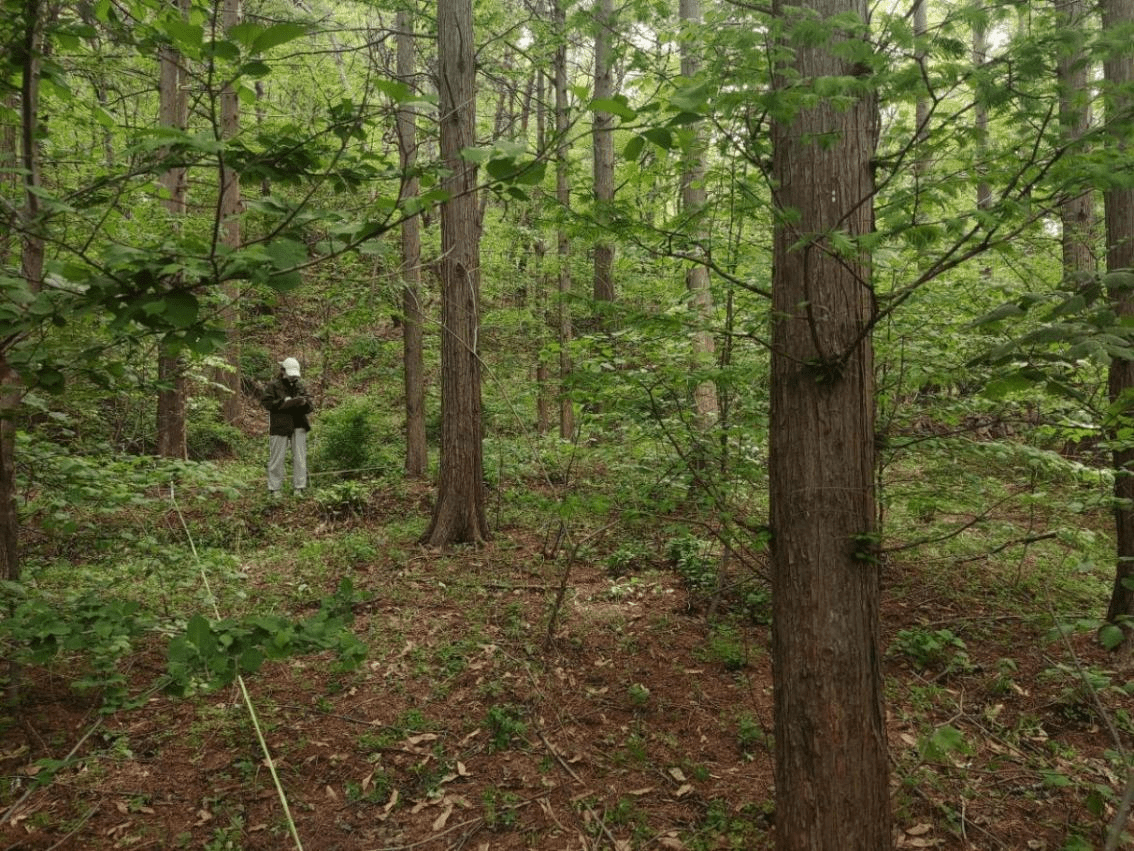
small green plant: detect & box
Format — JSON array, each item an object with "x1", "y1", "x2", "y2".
[
  {"x1": 165, "y1": 578, "x2": 367, "y2": 696},
  {"x1": 1040, "y1": 663, "x2": 1134, "y2": 721},
  {"x1": 628, "y1": 682, "x2": 651, "y2": 708},
  {"x1": 484, "y1": 704, "x2": 527, "y2": 752},
  {"x1": 741, "y1": 585, "x2": 772, "y2": 625},
  {"x1": 311, "y1": 397, "x2": 383, "y2": 475},
  {"x1": 0, "y1": 586, "x2": 153, "y2": 711},
  {"x1": 986, "y1": 657, "x2": 1021, "y2": 697},
  {"x1": 666, "y1": 534, "x2": 717, "y2": 595},
  {"x1": 312, "y1": 480, "x2": 372, "y2": 520},
  {"x1": 699, "y1": 623, "x2": 748, "y2": 671},
  {"x1": 736, "y1": 713, "x2": 768, "y2": 757},
  {"x1": 482, "y1": 786, "x2": 520, "y2": 830},
  {"x1": 605, "y1": 543, "x2": 650, "y2": 578},
  {"x1": 890, "y1": 627, "x2": 972, "y2": 674},
  {"x1": 918, "y1": 724, "x2": 972, "y2": 763}
]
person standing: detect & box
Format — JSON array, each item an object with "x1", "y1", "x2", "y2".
[{"x1": 262, "y1": 357, "x2": 313, "y2": 497}]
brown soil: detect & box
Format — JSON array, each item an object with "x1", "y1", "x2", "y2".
[{"x1": 1, "y1": 485, "x2": 1132, "y2": 850}]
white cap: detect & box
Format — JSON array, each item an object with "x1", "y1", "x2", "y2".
[{"x1": 280, "y1": 357, "x2": 301, "y2": 377}]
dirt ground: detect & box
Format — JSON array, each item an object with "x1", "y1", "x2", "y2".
[{"x1": 1, "y1": 488, "x2": 1132, "y2": 850}]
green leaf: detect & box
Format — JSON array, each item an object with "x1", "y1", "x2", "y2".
[
  {"x1": 982, "y1": 373, "x2": 1039, "y2": 400},
  {"x1": 163, "y1": 291, "x2": 199, "y2": 328},
  {"x1": 589, "y1": 96, "x2": 637, "y2": 121},
  {"x1": 669, "y1": 81, "x2": 711, "y2": 112},
  {"x1": 239, "y1": 647, "x2": 265, "y2": 673},
  {"x1": 239, "y1": 60, "x2": 271, "y2": 78},
  {"x1": 642, "y1": 127, "x2": 673, "y2": 150},
  {"x1": 186, "y1": 615, "x2": 212, "y2": 654},
  {"x1": 164, "y1": 19, "x2": 203, "y2": 52},
  {"x1": 252, "y1": 23, "x2": 310, "y2": 54},
  {"x1": 623, "y1": 135, "x2": 646, "y2": 160},
  {"x1": 919, "y1": 724, "x2": 968, "y2": 761},
  {"x1": 1098, "y1": 622, "x2": 1125, "y2": 650},
  {"x1": 1040, "y1": 770, "x2": 1073, "y2": 788}
]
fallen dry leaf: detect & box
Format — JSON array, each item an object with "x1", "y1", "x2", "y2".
[
  {"x1": 432, "y1": 803, "x2": 453, "y2": 831},
  {"x1": 906, "y1": 824, "x2": 932, "y2": 836}
]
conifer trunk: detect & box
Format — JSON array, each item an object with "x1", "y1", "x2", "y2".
[
  {"x1": 421, "y1": 0, "x2": 488, "y2": 545},
  {"x1": 1104, "y1": 0, "x2": 1134, "y2": 643},
  {"x1": 768, "y1": 2, "x2": 890, "y2": 847},
  {"x1": 397, "y1": 8, "x2": 428, "y2": 478}
]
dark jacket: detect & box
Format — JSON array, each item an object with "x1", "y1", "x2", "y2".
[{"x1": 262, "y1": 375, "x2": 313, "y2": 436}]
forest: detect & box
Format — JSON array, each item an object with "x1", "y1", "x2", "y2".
[{"x1": 1, "y1": 0, "x2": 1134, "y2": 848}]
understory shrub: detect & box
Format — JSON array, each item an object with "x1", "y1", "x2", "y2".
[{"x1": 311, "y1": 397, "x2": 386, "y2": 475}]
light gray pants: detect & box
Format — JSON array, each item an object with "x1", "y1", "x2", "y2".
[{"x1": 268, "y1": 429, "x2": 307, "y2": 493}]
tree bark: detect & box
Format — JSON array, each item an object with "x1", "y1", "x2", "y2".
[
  {"x1": 679, "y1": 0, "x2": 717, "y2": 429},
  {"x1": 592, "y1": 0, "x2": 616, "y2": 311},
  {"x1": 156, "y1": 0, "x2": 189, "y2": 460},
  {"x1": 1057, "y1": 0, "x2": 1096, "y2": 281},
  {"x1": 397, "y1": 6, "x2": 428, "y2": 478},
  {"x1": 554, "y1": 0, "x2": 575, "y2": 440},
  {"x1": 1104, "y1": 0, "x2": 1134, "y2": 642},
  {"x1": 768, "y1": 2, "x2": 890, "y2": 848},
  {"x1": 218, "y1": 0, "x2": 242, "y2": 425},
  {"x1": 420, "y1": 0, "x2": 489, "y2": 546}
]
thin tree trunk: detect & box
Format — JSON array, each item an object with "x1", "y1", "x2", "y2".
[
  {"x1": 156, "y1": 0, "x2": 189, "y2": 460},
  {"x1": 1057, "y1": 0, "x2": 1096, "y2": 281},
  {"x1": 913, "y1": 0, "x2": 929, "y2": 180},
  {"x1": 973, "y1": 15, "x2": 992, "y2": 213},
  {"x1": 535, "y1": 68, "x2": 552, "y2": 435},
  {"x1": 421, "y1": 0, "x2": 489, "y2": 545},
  {"x1": 592, "y1": 0, "x2": 616, "y2": 312},
  {"x1": 769, "y1": 1, "x2": 890, "y2": 847},
  {"x1": 218, "y1": 0, "x2": 242, "y2": 424},
  {"x1": 679, "y1": 0, "x2": 717, "y2": 429},
  {"x1": 397, "y1": 6, "x2": 428, "y2": 478},
  {"x1": 1104, "y1": 0, "x2": 1134, "y2": 643},
  {"x1": 554, "y1": 0, "x2": 575, "y2": 439}
]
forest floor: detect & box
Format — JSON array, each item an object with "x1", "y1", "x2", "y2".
[{"x1": 1, "y1": 476, "x2": 1133, "y2": 850}]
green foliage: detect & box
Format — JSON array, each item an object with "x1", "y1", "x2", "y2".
[
  {"x1": 312, "y1": 480, "x2": 373, "y2": 521},
  {"x1": 165, "y1": 578, "x2": 367, "y2": 696},
  {"x1": 735, "y1": 713, "x2": 769, "y2": 758},
  {"x1": 311, "y1": 396, "x2": 390, "y2": 476},
  {"x1": 1039, "y1": 663, "x2": 1134, "y2": 721},
  {"x1": 604, "y1": 542, "x2": 653, "y2": 577},
  {"x1": 699, "y1": 623, "x2": 748, "y2": 671},
  {"x1": 0, "y1": 584, "x2": 153, "y2": 710},
  {"x1": 666, "y1": 534, "x2": 717, "y2": 595},
  {"x1": 890, "y1": 627, "x2": 973, "y2": 675},
  {"x1": 483, "y1": 704, "x2": 527, "y2": 753},
  {"x1": 481, "y1": 787, "x2": 520, "y2": 831},
  {"x1": 917, "y1": 724, "x2": 971, "y2": 763}
]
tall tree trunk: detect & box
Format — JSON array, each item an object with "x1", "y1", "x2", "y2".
[
  {"x1": 421, "y1": 0, "x2": 489, "y2": 546},
  {"x1": 397, "y1": 6, "x2": 428, "y2": 478},
  {"x1": 678, "y1": 0, "x2": 717, "y2": 429},
  {"x1": 156, "y1": 0, "x2": 189, "y2": 460},
  {"x1": 1057, "y1": 0, "x2": 1096, "y2": 281},
  {"x1": 1, "y1": 93, "x2": 21, "y2": 584},
  {"x1": 218, "y1": 0, "x2": 242, "y2": 424},
  {"x1": 913, "y1": 0, "x2": 928, "y2": 180},
  {"x1": 554, "y1": 0, "x2": 575, "y2": 439},
  {"x1": 5, "y1": 1, "x2": 48, "y2": 574},
  {"x1": 1104, "y1": 0, "x2": 1134, "y2": 643},
  {"x1": 768, "y1": 2, "x2": 889, "y2": 848},
  {"x1": 592, "y1": 0, "x2": 616, "y2": 312},
  {"x1": 973, "y1": 14, "x2": 992, "y2": 213},
  {"x1": 535, "y1": 68, "x2": 552, "y2": 435}
]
